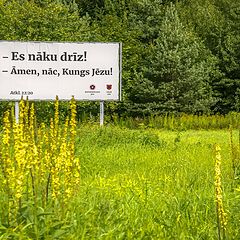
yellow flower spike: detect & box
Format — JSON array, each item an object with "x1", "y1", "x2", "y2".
[
  {"x1": 0, "y1": 96, "x2": 82, "y2": 214},
  {"x1": 1, "y1": 110, "x2": 13, "y2": 195},
  {"x1": 49, "y1": 109, "x2": 63, "y2": 203},
  {"x1": 70, "y1": 96, "x2": 77, "y2": 135},
  {"x1": 19, "y1": 98, "x2": 25, "y2": 125},
  {"x1": 54, "y1": 96, "x2": 59, "y2": 139},
  {"x1": 56, "y1": 96, "x2": 79, "y2": 202},
  {"x1": 29, "y1": 103, "x2": 35, "y2": 138},
  {"x1": 49, "y1": 116, "x2": 58, "y2": 199},
  {"x1": 60, "y1": 117, "x2": 70, "y2": 200},
  {"x1": 214, "y1": 144, "x2": 227, "y2": 239},
  {"x1": 23, "y1": 102, "x2": 40, "y2": 202},
  {"x1": 9, "y1": 101, "x2": 28, "y2": 211},
  {"x1": 69, "y1": 96, "x2": 77, "y2": 161},
  {"x1": 50, "y1": 117, "x2": 54, "y2": 133},
  {"x1": 24, "y1": 99, "x2": 29, "y2": 128},
  {"x1": 43, "y1": 125, "x2": 51, "y2": 175},
  {"x1": 11, "y1": 105, "x2": 15, "y2": 124},
  {"x1": 38, "y1": 123, "x2": 46, "y2": 178},
  {"x1": 70, "y1": 98, "x2": 77, "y2": 147},
  {"x1": 2, "y1": 110, "x2": 11, "y2": 148}
]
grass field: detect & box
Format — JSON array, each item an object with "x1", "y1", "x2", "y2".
[
  {"x1": 1, "y1": 117, "x2": 240, "y2": 239},
  {"x1": 73, "y1": 126, "x2": 240, "y2": 239}
]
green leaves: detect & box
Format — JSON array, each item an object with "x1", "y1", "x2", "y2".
[
  {"x1": 177, "y1": 0, "x2": 240, "y2": 113},
  {"x1": 128, "y1": 4, "x2": 217, "y2": 115},
  {"x1": 0, "y1": 0, "x2": 91, "y2": 42},
  {"x1": 0, "y1": 0, "x2": 239, "y2": 117}
]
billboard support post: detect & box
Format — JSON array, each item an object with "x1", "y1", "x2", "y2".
[
  {"x1": 100, "y1": 101, "x2": 104, "y2": 126},
  {"x1": 15, "y1": 101, "x2": 19, "y2": 123}
]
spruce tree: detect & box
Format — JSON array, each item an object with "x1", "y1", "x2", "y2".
[{"x1": 129, "y1": 4, "x2": 217, "y2": 115}]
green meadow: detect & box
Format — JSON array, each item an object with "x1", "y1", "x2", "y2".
[
  {"x1": 75, "y1": 126, "x2": 240, "y2": 239},
  {"x1": 1, "y1": 124, "x2": 240, "y2": 239}
]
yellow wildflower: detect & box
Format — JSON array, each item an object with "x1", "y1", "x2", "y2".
[{"x1": 214, "y1": 144, "x2": 227, "y2": 237}]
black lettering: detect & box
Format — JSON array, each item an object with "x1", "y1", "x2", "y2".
[
  {"x1": 62, "y1": 68, "x2": 90, "y2": 77},
  {"x1": 11, "y1": 52, "x2": 25, "y2": 61},
  {"x1": 60, "y1": 52, "x2": 86, "y2": 61},
  {"x1": 77, "y1": 54, "x2": 83, "y2": 61},
  {"x1": 11, "y1": 66, "x2": 37, "y2": 75},
  {"x1": 60, "y1": 52, "x2": 67, "y2": 61},
  {"x1": 11, "y1": 66, "x2": 17, "y2": 74},
  {"x1": 92, "y1": 68, "x2": 113, "y2": 77},
  {"x1": 10, "y1": 90, "x2": 21, "y2": 95},
  {"x1": 22, "y1": 91, "x2": 33, "y2": 95},
  {"x1": 42, "y1": 68, "x2": 59, "y2": 75},
  {"x1": 62, "y1": 68, "x2": 69, "y2": 75},
  {"x1": 28, "y1": 54, "x2": 36, "y2": 61},
  {"x1": 28, "y1": 52, "x2": 57, "y2": 61}
]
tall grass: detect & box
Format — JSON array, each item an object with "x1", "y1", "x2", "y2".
[
  {"x1": 0, "y1": 101, "x2": 240, "y2": 239},
  {"x1": 73, "y1": 127, "x2": 240, "y2": 239},
  {"x1": 104, "y1": 112, "x2": 240, "y2": 130}
]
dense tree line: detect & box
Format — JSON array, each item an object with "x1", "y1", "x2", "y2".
[{"x1": 0, "y1": 0, "x2": 239, "y2": 118}]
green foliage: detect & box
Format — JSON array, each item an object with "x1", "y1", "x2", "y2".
[
  {"x1": 0, "y1": 0, "x2": 91, "y2": 41},
  {"x1": 69, "y1": 127, "x2": 240, "y2": 239},
  {"x1": 1, "y1": 123, "x2": 240, "y2": 238},
  {"x1": 0, "y1": 0, "x2": 239, "y2": 118},
  {"x1": 177, "y1": 0, "x2": 240, "y2": 113},
  {"x1": 104, "y1": 112, "x2": 240, "y2": 130},
  {"x1": 77, "y1": 125, "x2": 165, "y2": 148},
  {"x1": 128, "y1": 4, "x2": 217, "y2": 115}
]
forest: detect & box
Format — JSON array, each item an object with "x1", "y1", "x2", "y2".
[
  {"x1": 1, "y1": 2, "x2": 240, "y2": 239},
  {"x1": 0, "y1": 0, "x2": 239, "y2": 118}
]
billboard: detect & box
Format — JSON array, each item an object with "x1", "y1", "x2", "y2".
[{"x1": 0, "y1": 41, "x2": 121, "y2": 101}]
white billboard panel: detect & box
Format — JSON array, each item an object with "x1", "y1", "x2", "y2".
[{"x1": 0, "y1": 41, "x2": 121, "y2": 101}]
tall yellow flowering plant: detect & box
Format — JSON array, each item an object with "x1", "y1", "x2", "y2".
[
  {"x1": 214, "y1": 144, "x2": 227, "y2": 240},
  {"x1": 0, "y1": 97, "x2": 80, "y2": 224}
]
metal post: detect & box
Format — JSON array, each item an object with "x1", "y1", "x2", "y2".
[
  {"x1": 100, "y1": 101, "x2": 104, "y2": 126},
  {"x1": 15, "y1": 101, "x2": 19, "y2": 123}
]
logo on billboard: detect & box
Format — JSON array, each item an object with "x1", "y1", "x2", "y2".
[
  {"x1": 90, "y1": 84, "x2": 96, "y2": 90},
  {"x1": 106, "y1": 84, "x2": 112, "y2": 90}
]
